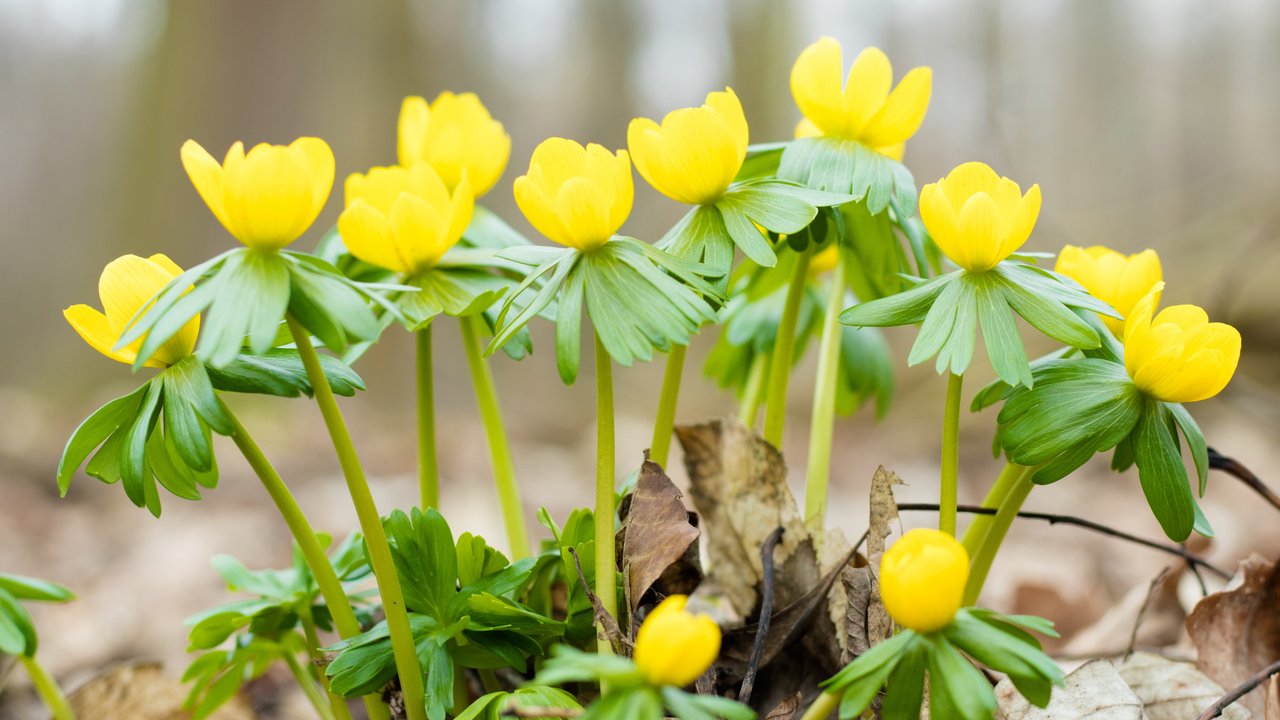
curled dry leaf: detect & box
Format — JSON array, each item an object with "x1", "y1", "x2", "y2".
[
  {"x1": 840, "y1": 465, "x2": 899, "y2": 663},
  {"x1": 1061, "y1": 566, "x2": 1186, "y2": 659},
  {"x1": 69, "y1": 660, "x2": 256, "y2": 720},
  {"x1": 763, "y1": 693, "x2": 801, "y2": 720},
  {"x1": 1187, "y1": 553, "x2": 1280, "y2": 717},
  {"x1": 1117, "y1": 651, "x2": 1247, "y2": 720},
  {"x1": 619, "y1": 457, "x2": 702, "y2": 618},
  {"x1": 995, "y1": 659, "x2": 1143, "y2": 719}
]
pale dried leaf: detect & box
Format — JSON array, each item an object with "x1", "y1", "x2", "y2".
[
  {"x1": 1117, "y1": 652, "x2": 1248, "y2": 720},
  {"x1": 1187, "y1": 553, "x2": 1280, "y2": 717},
  {"x1": 676, "y1": 418, "x2": 808, "y2": 616},
  {"x1": 865, "y1": 466, "x2": 902, "y2": 561},
  {"x1": 1266, "y1": 676, "x2": 1279, "y2": 720},
  {"x1": 840, "y1": 466, "x2": 900, "y2": 663},
  {"x1": 995, "y1": 659, "x2": 1144, "y2": 719},
  {"x1": 763, "y1": 693, "x2": 801, "y2": 719},
  {"x1": 621, "y1": 458, "x2": 701, "y2": 616},
  {"x1": 69, "y1": 661, "x2": 256, "y2": 720},
  {"x1": 1062, "y1": 568, "x2": 1186, "y2": 658}
]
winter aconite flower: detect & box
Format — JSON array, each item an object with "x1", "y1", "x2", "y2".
[
  {"x1": 919, "y1": 162, "x2": 1042, "y2": 273},
  {"x1": 794, "y1": 105, "x2": 903, "y2": 160},
  {"x1": 628, "y1": 88, "x2": 748, "y2": 206},
  {"x1": 1124, "y1": 282, "x2": 1240, "y2": 404},
  {"x1": 398, "y1": 92, "x2": 510, "y2": 197},
  {"x1": 513, "y1": 138, "x2": 633, "y2": 252},
  {"x1": 338, "y1": 164, "x2": 474, "y2": 276},
  {"x1": 181, "y1": 138, "x2": 335, "y2": 251},
  {"x1": 633, "y1": 595, "x2": 721, "y2": 687},
  {"x1": 1055, "y1": 245, "x2": 1162, "y2": 335},
  {"x1": 880, "y1": 529, "x2": 969, "y2": 633},
  {"x1": 64, "y1": 254, "x2": 198, "y2": 368},
  {"x1": 790, "y1": 37, "x2": 931, "y2": 150}
]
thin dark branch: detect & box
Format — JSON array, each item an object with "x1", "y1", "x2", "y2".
[
  {"x1": 1209, "y1": 447, "x2": 1280, "y2": 513},
  {"x1": 897, "y1": 503, "x2": 1231, "y2": 580},
  {"x1": 739, "y1": 526, "x2": 784, "y2": 705},
  {"x1": 1125, "y1": 567, "x2": 1172, "y2": 661},
  {"x1": 567, "y1": 547, "x2": 629, "y2": 655},
  {"x1": 1197, "y1": 658, "x2": 1280, "y2": 720}
]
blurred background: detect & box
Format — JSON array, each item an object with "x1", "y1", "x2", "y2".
[{"x1": 3, "y1": 0, "x2": 1280, "y2": 715}]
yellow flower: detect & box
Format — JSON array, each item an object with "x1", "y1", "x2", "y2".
[
  {"x1": 1054, "y1": 245, "x2": 1163, "y2": 335},
  {"x1": 1123, "y1": 282, "x2": 1240, "y2": 403},
  {"x1": 64, "y1": 254, "x2": 198, "y2": 368},
  {"x1": 919, "y1": 162, "x2": 1042, "y2": 272},
  {"x1": 633, "y1": 595, "x2": 721, "y2": 687},
  {"x1": 398, "y1": 92, "x2": 510, "y2": 198},
  {"x1": 809, "y1": 244, "x2": 840, "y2": 275},
  {"x1": 513, "y1": 138, "x2": 632, "y2": 251},
  {"x1": 338, "y1": 164, "x2": 474, "y2": 276},
  {"x1": 628, "y1": 87, "x2": 748, "y2": 205},
  {"x1": 181, "y1": 137, "x2": 335, "y2": 251},
  {"x1": 880, "y1": 528, "x2": 969, "y2": 633},
  {"x1": 790, "y1": 37, "x2": 931, "y2": 149},
  {"x1": 794, "y1": 115, "x2": 904, "y2": 161}
]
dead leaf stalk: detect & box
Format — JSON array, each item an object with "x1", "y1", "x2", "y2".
[{"x1": 1198, "y1": 659, "x2": 1280, "y2": 720}]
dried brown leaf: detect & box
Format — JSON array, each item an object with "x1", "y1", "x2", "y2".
[
  {"x1": 840, "y1": 467, "x2": 899, "y2": 663},
  {"x1": 1267, "y1": 676, "x2": 1279, "y2": 720},
  {"x1": 675, "y1": 419, "x2": 807, "y2": 616},
  {"x1": 621, "y1": 458, "x2": 701, "y2": 616},
  {"x1": 763, "y1": 693, "x2": 801, "y2": 719},
  {"x1": 1062, "y1": 568, "x2": 1186, "y2": 658},
  {"x1": 69, "y1": 661, "x2": 256, "y2": 720},
  {"x1": 1187, "y1": 553, "x2": 1280, "y2": 717},
  {"x1": 1118, "y1": 651, "x2": 1247, "y2": 720},
  {"x1": 995, "y1": 659, "x2": 1143, "y2": 719}
]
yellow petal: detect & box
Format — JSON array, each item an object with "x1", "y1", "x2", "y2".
[
  {"x1": 919, "y1": 183, "x2": 967, "y2": 269},
  {"x1": 337, "y1": 200, "x2": 412, "y2": 275},
  {"x1": 860, "y1": 66, "x2": 932, "y2": 147},
  {"x1": 513, "y1": 172, "x2": 570, "y2": 247},
  {"x1": 222, "y1": 144, "x2": 317, "y2": 250},
  {"x1": 290, "y1": 137, "x2": 335, "y2": 222},
  {"x1": 705, "y1": 87, "x2": 749, "y2": 156},
  {"x1": 939, "y1": 162, "x2": 1000, "y2": 210},
  {"x1": 880, "y1": 529, "x2": 968, "y2": 633},
  {"x1": 997, "y1": 183, "x2": 1040, "y2": 259},
  {"x1": 397, "y1": 96, "x2": 430, "y2": 168},
  {"x1": 840, "y1": 46, "x2": 893, "y2": 137},
  {"x1": 956, "y1": 191, "x2": 1002, "y2": 271},
  {"x1": 65, "y1": 304, "x2": 135, "y2": 366},
  {"x1": 790, "y1": 37, "x2": 847, "y2": 137},
  {"x1": 633, "y1": 595, "x2": 722, "y2": 687},
  {"x1": 416, "y1": 91, "x2": 511, "y2": 197},
  {"x1": 180, "y1": 140, "x2": 235, "y2": 236},
  {"x1": 446, "y1": 173, "x2": 475, "y2": 254},
  {"x1": 794, "y1": 118, "x2": 822, "y2": 139},
  {"x1": 874, "y1": 142, "x2": 905, "y2": 161},
  {"x1": 391, "y1": 193, "x2": 447, "y2": 271},
  {"x1": 554, "y1": 176, "x2": 612, "y2": 251}
]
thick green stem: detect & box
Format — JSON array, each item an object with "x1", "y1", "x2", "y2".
[
  {"x1": 797, "y1": 689, "x2": 841, "y2": 720},
  {"x1": 226, "y1": 411, "x2": 384, "y2": 720},
  {"x1": 963, "y1": 464, "x2": 1035, "y2": 606},
  {"x1": 416, "y1": 326, "x2": 439, "y2": 510},
  {"x1": 594, "y1": 332, "x2": 617, "y2": 655},
  {"x1": 460, "y1": 314, "x2": 530, "y2": 558},
  {"x1": 284, "y1": 650, "x2": 337, "y2": 720},
  {"x1": 960, "y1": 462, "x2": 1022, "y2": 557},
  {"x1": 20, "y1": 655, "x2": 75, "y2": 720},
  {"x1": 286, "y1": 316, "x2": 427, "y2": 720},
  {"x1": 649, "y1": 344, "x2": 686, "y2": 468},
  {"x1": 804, "y1": 262, "x2": 846, "y2": 535},
  {"x1": 738, "y1": 352, "x2": 769, "y2": 429},
  {"x1": 939, "y1": 373, "x2": 964, "y2": 536},
  {"x1": 763, "y1": 247, "x2": 812, "y2": 447}
]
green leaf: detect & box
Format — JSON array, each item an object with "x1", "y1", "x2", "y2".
[
  {"x1": 384, "y1": 508, "x2": 459, "y2": 617},
  {"x1": 716, "y1": 201, "x2": 779, "y2": 267},
  {"x1": 777, "y1": 137, "x2": 915, "y2": 215},
  {"x1": 837, "y1": 323, "x2": 895, "y2": 420},
  {"x1": 555, "y1": 267, "x2": 585, "y2": 384},
  {"x1": 1132, "y1": 401, "x2": 1196, "y2": 541},
  {"x1": 926, "y1": 635, "x2": 997, "y2": 720},
  {"x1": 839, "y1": 271, "x2": 959, "y2": 327},
  {"x1": 944, "y1": 611, "x2": 1061, "y2": 707},
  {"x1": 207, "y1": 349, "x2": 365, "y2": 398},
  {"x1": 842, "y1": 201, "x2": 908, "y2": 301},
  {"x1": 121, "y1": 381, "x2": 163, "y2": 511},
  {"x1": 0, "y1": 586, "x2": 37, "y2": 656},
  {"x1": 998, "y1": 272, "x2": 1100, "y2": 350},
  {"x1": 906, "y1": 279, "x2": 963, "y2": 367},
  {"x1": 659, "y1": 204, "x2": 736, "y2": 281},
  {"x1": 935, "y1": 279, "x2": 979, "y2": 375},
  {"x1": 286, "y1": 257, "x2": 381, "y2": 352},
  {"x1": 423, "y1": 641, "x2": 454, "y2": 720},
  {"x1": 487, "y1": 252, "x2": 577, "y2": 356},
  {"x1": 57, "y1": 386, "x2": 146, "y2": 496},
  {"x1": 974, "y1": 276, "x2": 1033, "y2": 388},
  {"x1": 1168, "y1": 403, "x2": 1209, "y2": 495},
  {"x1": 401, "y1": 268, "x2": 509, "y2": 330},
  {"x1": 880, "y1": 639, "x2": 927, "y2": 720},
  {"x1": 121, "y1": 251, "x2": 232, "y2": 365},
  {"x1": 464, "y1": 204, "x2": 531, "y2": 249},
  {"x1": 0, "y1": 573, "x2": 73, "y2": 603}
]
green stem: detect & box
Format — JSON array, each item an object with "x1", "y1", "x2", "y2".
[
  {"x1": 797, "y1": 689, "x2": 841, "y2": 720},
  {"x1": 738, "y1": 352, "x2": 769, "y2": 430},
  {"x1": 460, "y1": 314, "x2": 530, "y2": 559},
  {"x1": 804, "y1": 260, "x2": 845, "y2": 535},
  {"x1": 299, "y1": 607, "x2": 354, "y2": 720},
  {"x1": 939, "y1": 372, "x2": 964, "y2": 536},
  {"x1": 593, "y1": 332, "x2": 617, "y2": 655},
  {"x1": 960, "y1": 462, "x2": 1022, "y2": 557},
  {"x1": 763, "y1": 247, "x2": 812, "y2": 447},
  {"x1": 416, "y1": 326, "x2": 439, "y2": 510},
  {"x1": 226, "y1": 411, "x2": 385, "y2": 720},
  {"x1": 649, "y1": 343, "x2": 686, "y2": 468},
  {"x1": 286, "y1": 316, "x2": 427, "y2": 720},
  {"x1": 478, "y1": 668, "x2": 501, "y2": 694},
  {"x1": 20, "y1": 655, "x2": 74, "y2": 720},
  {"x1": 284, "y1": 650, "x2": 337, "y2": 720},
  {"x1": 963, "y1": 464, "x2": 1035, "y2": 606}
]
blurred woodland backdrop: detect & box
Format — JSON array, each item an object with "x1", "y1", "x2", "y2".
[{"x1": 3, "y1": 0, "x2": 1280, "y2": 715}]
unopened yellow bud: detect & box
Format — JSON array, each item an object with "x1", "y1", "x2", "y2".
[
  {"x1": 632, "y1": 595, "x2": 721, "y2": 687},
  {"x1": 879, "y1": 528, "x2": 968, "y2": 633},
  {"x1": 919, "y1": 162, "x2": 1041, "y2": 272}
]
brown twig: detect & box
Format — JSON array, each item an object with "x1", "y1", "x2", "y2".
[
  {"x1": 1196, "y1": 658, "x2": 1280, "y2": 720},
  {"x1": 1209, "y1": 447, "x2": 1280, "y2": 513},
  {"x1": 739, "y1": 526, "x2": 784, "y2": 705},
  {"x1": 1125, "y1": 566, "x2": 1172, "y2": 660},
  {"x1": 897, "y1": 503, "x2": 1231, "y2": 580},
  {"x1": 567, "y1": 547, "x2": 629, "y2": 655}
]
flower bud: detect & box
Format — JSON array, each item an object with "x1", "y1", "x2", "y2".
[{"x1": 879, "y1": 528, "x2": 969, "y2": 633}]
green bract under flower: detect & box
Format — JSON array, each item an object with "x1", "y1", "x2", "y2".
[
  {"x1": 824, "y1": 608, "x2": 1063, "y2": 720},
  {"x1": 840, "y1": 260, "x2": 1120, "y2": 388},
  {"x1": 486, "y1": 237, "x2": 722, "y2": 384},
  {"x1": 0, "y1": 573, "x2": 74, "y2": 658}
]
